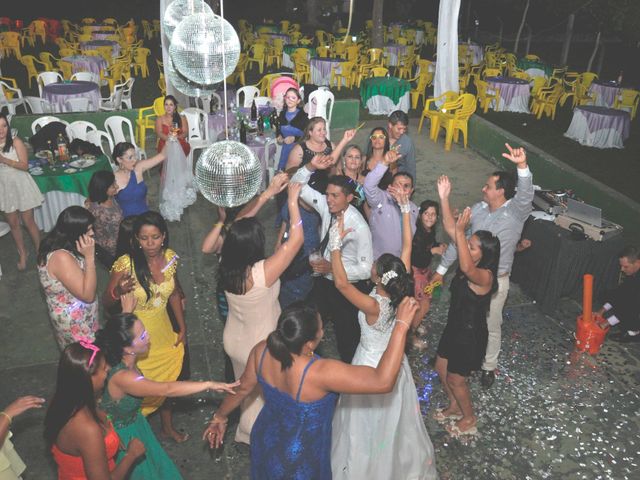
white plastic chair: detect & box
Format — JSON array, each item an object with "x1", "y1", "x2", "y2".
[
  {"x1": 120, "y1": 78, "x2": 135, "y2": 109},
  {"x1": 65, "y1": 97, "x2": 93, "y2": 112},
  {"x1": 70, "y1": 71, "x2": 100, "y2": 83},
  {"x1": 195, "y1": 92, "x2": 222, "y2": 112},
  {"x1": 263, "y1": 137, "x2": 282, "y2": 189},
  {"x1": 87, "y1": 129, "x2": 115, "y2": 165},
  {"x1": 0, "y1": 81, "x2": 26, "y2": 115},
  {"x1": 66, "y1": 120, "x2": 98, "y2": 141},
  {"x1": 24, "y1": 96, "x2": 54, "y2": 114},
  {"x1": 37, "y1": 71, "x2": 64, "y2": 96},
  {"x1": 253, "y1": 96, "x2": 271, "y2": 108},
  {"x1": 99, "y1": 84, "x2": 124, "y2": 111},
  {"x1": 236, "y1": 85, "x2": 260, "y2": 107},
  {"x1": 31, "y1": 116, "x2": 68, "y2": 134},
  {"x1": 308, "y1": 87, "x2": 335, "y2": 139},
  {"x1": 104, "y1": 115, "x2": 147, "y2": 159},
  {"x1": 181, "y1": 107, "x2": 210, "y2": 165}
]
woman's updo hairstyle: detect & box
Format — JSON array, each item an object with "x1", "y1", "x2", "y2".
[
  {"x1": 94, "y1": 313, "x2": 137, "y2": 367},
  {"x1": 266, "y1": 302, "x2": 319, "y2": 371},
  {"x1": 375, "y1": 253, "x2": 414, "y2": 308}
]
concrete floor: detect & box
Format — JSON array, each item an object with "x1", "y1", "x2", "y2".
[{"x1": 1, "y1": 119, "x2": 639, "y2": 479}]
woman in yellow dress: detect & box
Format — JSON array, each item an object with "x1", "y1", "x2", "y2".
[{"x1": 103, "y1": 211, "x2": 187, "y2": 442}]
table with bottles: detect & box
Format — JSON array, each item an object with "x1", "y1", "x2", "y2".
[{"x1": 28, "y1": 145, "x2": 111, "y2": 231}]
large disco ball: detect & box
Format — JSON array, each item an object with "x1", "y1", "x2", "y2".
[
  {"x1": 166, "y1": 56, "x2": 218, "y2": 97},
  {"x1": 169, "y1": 12, "x2": 240, "y2": 85},
  {"x1": 163, "y1": 0, "x2": 212, "y2": 41},
  {"x1": 195, "y1": 141, "x2": 262, "y2": 207}
]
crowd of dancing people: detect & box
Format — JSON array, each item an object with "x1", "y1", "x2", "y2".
[{"x1": 0, "y1": 97, "x2": 540, "y2": 479}]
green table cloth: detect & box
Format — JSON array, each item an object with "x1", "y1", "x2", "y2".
[
  {"x1": 31, "y1": 155, "x2": 111, "y2": 196},
  {"x1": 360, "y1": 77, "x2": 411, "y2": 106},
  {"x1": 516, "y1": 58, "x2": 553, "y2": 77}
]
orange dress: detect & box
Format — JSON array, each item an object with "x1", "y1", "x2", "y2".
[
  {"x1": 157, "y1": 123, "x2": 190, "y2": 156},
  {"x1": 51, "y1": 422, "x2": 120, "y2": 480}
]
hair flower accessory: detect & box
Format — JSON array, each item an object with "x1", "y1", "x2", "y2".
[
  {"x1": 76, "y1": 337, "x2": 100, "y2": 367},
  {"x1": 381, "y1": 270, "x2": 398, "y2": 286}
]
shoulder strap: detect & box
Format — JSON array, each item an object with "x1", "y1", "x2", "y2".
[
  {"x1": 257, "y1": 345, "x2": 268, "y2": 377},
  {"x1": 295, "y1": 355, "x2": 318, "y2": 402}
]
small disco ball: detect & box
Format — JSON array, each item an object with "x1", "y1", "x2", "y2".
[
  {"x1": 166, "y1": 56, "x2": 218, "y2": 97},
  {"x1": 169, "y1": 12, "x2": 240, "y2": 85},
  {"x1": 163, "y1": 0, "x2": 212, "y2": 41},
  {"x1": 195, "y1": 141, "x2": 262, "y2": 207}
]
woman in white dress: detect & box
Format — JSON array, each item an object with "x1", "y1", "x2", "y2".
[
  {"x1": 330, "y1": 192, "x2": 437, "y2": 480},
  {"x1": 0, "y1": 113, "x2": 43, "y2": 270}
]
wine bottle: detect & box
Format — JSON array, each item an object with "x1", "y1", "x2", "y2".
[
  {"x1": 240, "y1": 120, "x2": 247, "y2": 144},
  {"x1": 250, "y1": 99, "x2": 257, "y2": 121}
]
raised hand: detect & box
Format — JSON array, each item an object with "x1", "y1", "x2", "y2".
[
  {"x1": 502, "y1": 143, "x2": 527, "y2": 166},
  {"x1": 383, "y1": 149, "x2": 402, "y2": 166},
  {"x1": 3, "y1": 395, "x2": 46, "y2": 419},
  {"x1": 310, "y1": 154, "x2": 333, "y2": 171},
  {"x1": 267, "y1": 172, "x2": 290, "y2": 195},
  {"x1": 456, "y1": 207, "x2": 471, "y2": 231},
  {"x1": 287, "y1": 181, "x2": 302, "y2": 202},
  {"x1": 437, "y1": 175, "x2": 451, "y2": 199},
  {"x1": 342, "y1": 128, "x2": 357, "y2": 143},
  {"x1": 396, "y1": 297, "x2": 419, "y2": 325},
  {"x1": 117, "y1": 273, "x2": 136, "y2": 296},
  {"x1": 76, "y1": 233, "x2": 95, "y2": 258},
  {"x1": 120, "y1": 292, "x2": 138, "y2": 313}
]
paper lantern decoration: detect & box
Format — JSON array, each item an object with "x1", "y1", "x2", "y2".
[
  {"x1": 163, "y1": 0, "x2": 212, "y2": 41},
  {"x1": 195, "y1": 141, "x2": 262, "y2": 207},
  {"x1": 166, "y1": 56, "x2": 218, "y2": 97},
  {"x1": 169, "y1": 12, "x2": 240, "y2": 85}
]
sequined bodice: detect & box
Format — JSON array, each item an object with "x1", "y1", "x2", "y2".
[{"x1": 101, "y1": 362, "x2": 142, "y2": 429}]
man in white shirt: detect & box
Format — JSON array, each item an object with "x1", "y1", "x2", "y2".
[{"x1": 292, "y1": 156, "x2": 373, "y2": 362}]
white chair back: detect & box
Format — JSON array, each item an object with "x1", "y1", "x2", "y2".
[
  {"x1": 64, "y1": 97, "x2": 92, "y2": 112},
  {"x1": 37, "y1": 71, "x2": 63, "y2": 96},
  {"x1": 24, "y1": 96, "x2": 54, "y2": 114},
  {"x1": 253, "y1": 96, "x2": 271, "y2": 108},
  {"x1": 236, "y1": 85, "x2": 260, "y2": 107},
  {"x1": 195, "y1": 92, "x2": 222, "y2": 112},
  {"x1": 104, "y1": 116, "x2": 147, "y2": 159},
  {"x1": 120, "y1": 78, "x2": 135, "y2": 109},
  {"x1": 31, "y1": 116, "x2": 67, "y2": 134},
  {"x1": 0, "y1": 81, "x2": 25, "y2": 115},
  {"x1": 70, "y1": 72, "x2": 99, "y2": 83},
  {"x1": 181, "y1": 108, "x2": 210, "y2": 147},
  {"x1": 86, "y1": 130, "x2": 115, "y2": 163},
  {"x1": 66, "y1": 120, "x2": 98, "y2": 141},
  {"x1": 263, "y1": 137, "x2": 282, "y2": 189},
  {"x1": 308, "y1": 88, "x2": 335, "y2": 139},
  {"x1": 100, "y1": 84, "x2": 124, "y2": 111}
]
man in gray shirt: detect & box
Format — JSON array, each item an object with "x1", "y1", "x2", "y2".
[
  {"x1": 388, "y1": 110, "x2": 417, "y2": 181},
  {"x1": 432, "y1": 144, "x2": 534, "y2": 388}
]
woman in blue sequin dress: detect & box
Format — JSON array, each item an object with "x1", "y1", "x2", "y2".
[{"x1": 203, "y1": 300, "x2": 417, "y2": 479}]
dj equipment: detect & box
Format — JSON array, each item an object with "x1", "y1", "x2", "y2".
[{"x1": 554, "y1": 198, "x2": 623, "y2": 241}]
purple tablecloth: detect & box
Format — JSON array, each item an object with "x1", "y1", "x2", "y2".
[
  {"x1": 577, "y1": 106, "x2": 629, "y2": 138},
  {"x1": 92, "y1": 30, "x2": 117, "y2": 40},
  {"x1": 486, "y1": 76, "x2": 531, "y2": 113},
  {"x1": 261, "y1": 33, "x2": 290, "y2": 43},
  {"x1": 61, "y1": 55, "x2": 107, "y2": 76},
  {"x1": 208, "y1": 107, "x2": 274, "y2": 140},
  {"x1": 460, "y1": 42, "x2": 484, "y2": 64},
  {"x1": 310, "y1": 57, "x2": 345, "y2": 86},
  {"x1": 383, "y1": 44, "x2": 408, "y2": 66},
  {"x1": 42, "y1": 81, "x2": 100, "y2": 112},
  {"x1": 589, "y1": 81, "x2": 622, "y2": 108},
  {"x1": 80, "y1": 40, "x2": 120, "y2": 57}
]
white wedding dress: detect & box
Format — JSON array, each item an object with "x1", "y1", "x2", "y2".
[
  {"x1": 159, "y1": 137, "x2": 196, "y2": 222},
  {"x1": 331, "y1": 289, "x2": 437, "y2": 480}
]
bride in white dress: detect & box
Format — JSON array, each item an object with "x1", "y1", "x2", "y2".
[
  {"x1": 329, "y1": 193, "x2": 437, "y2": 480},
  {"x1": 159, "y1": 129, "x2": 196, "y2": 222}
]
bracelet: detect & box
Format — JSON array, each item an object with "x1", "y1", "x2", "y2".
[
  {"x1": 0, "y1": 411, "x2": 12, "y2": 425},
  {"x1": 290, "y1": 219, "x2": 303, "y2": 229},
  {"x1": 110, "y1": 285, "x2": 120, "y2": 301},
  {"x1": 399, "y1": 203, "x2": 410, "y2": 214},
  {"x1": 396, "y1": 319, "x2": 411, "y2": 330},
  {"x1": 213, "y1": 222, "x2": 224, "y2": 228},
  {"x1": 209, "y1": 413, "x2": 228, "y2": 425}
]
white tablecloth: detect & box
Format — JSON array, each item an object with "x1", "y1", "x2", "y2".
[
  {"x1": 487, "y1": 77, "x2": 531, "y2": 113},
  {"x1": 564, "y1": 106, "x2": 630, "y2": 149},
  {"x1": 34, "y1": 191, "x2": 87, "y2": 232},
  {"x1": 524, "y1": 68, "x2": 547, "y2": 79},
  {"x1": 365, "y1": 92, "x2": 410, "y2": 115},
  {"x1": 310, "y1": 58, "x2": 344, "y2": 86}
]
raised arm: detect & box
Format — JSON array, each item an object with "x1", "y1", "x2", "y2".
[
  {"x1": 264, "y1": 183, "x2": 304, "y2": 286},
  {"x1": 328, "y1": 128, "x2": 356, "y2": 164},
  {"x1": 456, "y1": 208, "x2": 492, "y2": 290},
  {"x1": 330, "y1": 215, "x2": 379, "y2": 320},
  {"x1": 285, "y1": 144, "x2": 304, "y2": 170},
  {"x1": 236, "y1": 172, "x2": 289, "y2": 220},
  {"x1": 502, "y1": 143, "x2": 534, "y2": 219},
  {"x1": 201, "y1": 207, "x2": 226, "y2": 254},
  {"x1": 437, "y1": 175, "x2": 456, "y2": 241},
  {"x1": 363, "y1": 150, "x2": 400, "y2": 207},
  {"x1": 291, "y1": 156, "x2": 332, "y2": 216},
  {"x1": 317, "y1": 298, "x2": 417, "y2": 394},
  {"x1": 135, "y1": 147, "x2": 167, "y2": 174}
]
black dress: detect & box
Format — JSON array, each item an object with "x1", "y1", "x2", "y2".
[
  {"x1": 301, "y1": 139, "x2": 332, "y2": 194},
  {"x1": 437, "y1": 270, "x2": 491, "y2": 376}
]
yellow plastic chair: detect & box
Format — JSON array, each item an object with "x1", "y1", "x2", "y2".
[
  {"x1": 574, "y1": 82, "x2": 597, "y2": 107},
  {"x1": 280, "y1": 20, "x2": 290, "y2": 33},
  {"x1": 228, "y1": 53, "x2": 248, "y2": 85},
  {"x1": 20, "y1": 55, "x2": 48, "y2": 88},
  {"x1": 434, "y1": 93, "x2": 477, "y2": 151},
  {"x1": 58, "y1": 60, "x2": 74, "y2": 80},
  {"x1": 369, "y1": 67, "x2": 389, "y2": 78},
  {"x1": 530, "y1": 83, "x2": 563, "y2": 120},
  {"x1": 614, "y1": 89, "x2": 639, "y2": 120},
  {"x1": 409, "y1": 72, "x2": 434, "y2": 109},
  {"x1": 81, "y1": 18, "x2": 96, "y2": 25},
  {"x1": 331, "y1": 61, "x2": 356, "y2": 90},
  {"x1": 559, "y1": 72, "x2": 580, "y2": 106},
  {"x1": 0, "y1": 76, "x2": 19, "y2": 100},
  {"x1": 132, "y1": 47, "x2": 150, "y2": 77},
  {"x1": 158, "y1": 72, "x2": 166, "y2": 96},
  {"x1": 247, "y1": 43, "x2": 266, "y2": 73},
  {"x1": 102, "y1": 62, "x2": 125, "y2": 92},
  {"x1": 1, "y1": 32, "x2": 22, "y2": 59},
  {"x1": 579, "y1": 72, "x2": 598, "y2": 89},
  {"x1": 316, "y1": 45, "x2": 330, "y2": 58},
  {"x1": 142, "y1": 20, "x2": 154, "y2": 40},
  {"x1": 475, "y1": 79, "x2": 500, "y2": 113},
  {"x1": 344, "y1": 44, "x2": 359, "y2": 62},
  {"x1": 95, "y1": 46, "x2": 114, "y2": 66},
  {"x1": 482, "y1": 67, "x2": 502, "y2": 78},
  {"x1": 293, "y1": 60, "x2": 311, "y2": 84},
  {"x1": 367, "y1": 48, "x2": 384, "y2": 65},
  {"x1": 266, "y1": 39, "x2": 284, "y2": 68},
  {"x1": 39, "y1": 52, "x2": 61, "y2": 72},
  {"x1": 512, "y1": 71, "x2": 531, "y2": 81},
  {"x1": 136, "y1": 96, "x2": 165, "y2": 150},
  {"x1": 59, "y1": 47, "x2": 76, "y2": 58},
  {"x1": 418, "y1": 90, "x2": 459, "y2": 135},
  {"x1": 523, "y1": 54, "x2": 541, "y2": 62},
  {"x1": 530, "y1": 76, "x2": 548, "y2": 98},
  {"x1": 550, "y1": 67, "x2": 567, "y2": 84},
  {"x1": 395, "y1": 53, "x2": 416, "y2": 80}
]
